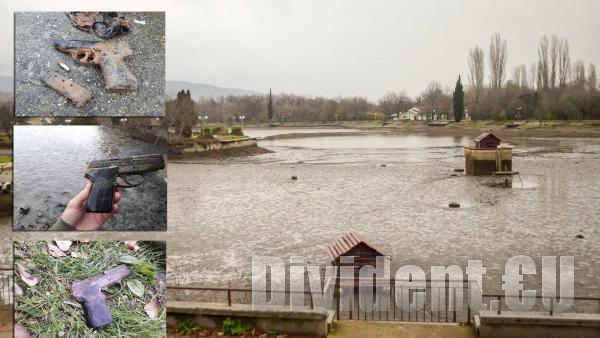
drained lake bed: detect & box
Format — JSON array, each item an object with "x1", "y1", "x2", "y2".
[{"x1": 167, "y1": 128, "x2": 600, "y2": 296}]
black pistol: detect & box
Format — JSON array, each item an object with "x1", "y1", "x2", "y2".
[{"x1": 84, "y1": 154, "x2": 165, "y2": 213}]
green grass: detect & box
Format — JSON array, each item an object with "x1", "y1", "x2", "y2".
[
  {"x1": 0, "y1": 155, "x2": 12, "y2": 163},
  {"x1": 14, "y1": 241, "x2": 166, "y2": 337},
  {"x1": 216, "y1": 135, "x2": 246, "y2": 140}
]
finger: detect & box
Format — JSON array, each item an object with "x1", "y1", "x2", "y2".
[
  {"x1": 113, "y1": 191, "x2": 122, "y2": 204},
  {"x1": 112, "y1": 203, "x2": 119, "y2": 214},
  {"x1": 69, "y1": 183, "x2": 92, "y2": 207}
]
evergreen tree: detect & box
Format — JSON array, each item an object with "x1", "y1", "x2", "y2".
[
  {"x1": 267, "y1": 88, "x2": 274, "y2": 120},
  {"x1": 453, "y1": 75, "x2": 464, "y2": 122}
]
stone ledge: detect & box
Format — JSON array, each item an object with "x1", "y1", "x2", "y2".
[
  {"x1": 169, "y1": 301, "x2": 329, "y2": 320},
  {"x1": 479, "y1": 310, "x2": 600, "y2": 326}
]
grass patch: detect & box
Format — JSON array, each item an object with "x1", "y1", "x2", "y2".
[
  {"x1": 14, "y1": 241, "x2": 166, "y2": 337},
  {"x1": 0, "y1": 155, "x2": 12, "y2": 163},
  {"x1": 216, "y1": 135, "x2": 246, "y2": 140}
]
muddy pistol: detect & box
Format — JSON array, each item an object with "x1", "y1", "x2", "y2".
[
  {"x1": 71, "y1": 265, "x2": 131, "y2": 330},
  {"x1": 85, "y1": 154, "x2": 165, "y2": 213},
  {"x1": 53, "y1": 38, "x2": 138, "y2": 91}
]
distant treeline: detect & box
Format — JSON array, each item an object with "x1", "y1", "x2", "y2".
[{"x1": 172, "y1": 33, "x2": 600, "y2": 124}]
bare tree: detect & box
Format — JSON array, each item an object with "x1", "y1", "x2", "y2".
[
  {"x1": 588, "y1": 63, "x2": 597, "y2": 92},
  {"x1": 0, "y1": 99, "x2": 13, "y2": 140},
  {"x1": 537, "y1": 35, "x2": 549, "y2": 90},
  {"x1": 422, "y1": 81, "x2": 444, "y2": 120},
  {"x1": 572, "y1": 60, "x2": 586, "y2": 88},
  {"x1": 489, "y1": 33, "x2": 508, "y2": 90},
  {"x1": 511, "y1": 65, "x2": 528, "y2": 88},
  {"x1": 511, "y1": 66, "x2": 522, "y2": 87},
  {"x1": 558, "y1": 38, "x2": 571, "y2": 88},
  {"x1": 549, "y1": 35, "x2": 559, "y2": 89},
  {"x1": 529, "y1": 62, "x2": 538, "y2": 90},
  {"x1": 467, "y1": 45, "x2": 485, "y2": 116}
]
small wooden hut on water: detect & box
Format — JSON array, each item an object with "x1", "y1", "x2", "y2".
[{"x1": 464, "y1": 132, "x2": 512, "y2": 175}]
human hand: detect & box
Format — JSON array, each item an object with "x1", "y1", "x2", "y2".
[{"x1": 61, "y1": 183, "x2": 121, "y2": 230}]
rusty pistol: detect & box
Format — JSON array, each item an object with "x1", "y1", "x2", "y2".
[{"x1": 71, "y1": 265, "x2": 131, "y2": 330}]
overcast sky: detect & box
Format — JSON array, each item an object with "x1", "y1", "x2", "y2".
[{"x1": 1, "y1": 0, "x2": 599, "y2": 99}]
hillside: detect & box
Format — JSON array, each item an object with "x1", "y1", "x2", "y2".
[
  {"x1": 166, "y1": 81, "x2": 261, "y2": 99},
  {"x1": 0, "y1": 76, "x2": 260, "y2": 99}
]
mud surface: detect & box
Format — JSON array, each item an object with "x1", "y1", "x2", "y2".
[
  {"x1": 15, "y1": 12, "x2": 165, "y2": 116},
  {"x1": 13, "y1": 125, "x2": 167, "y2": 230},
  {"x1": 167, "y1": 129, "x2": 600, "y2": 297}
]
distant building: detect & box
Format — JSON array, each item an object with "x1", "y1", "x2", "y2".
[{"x1": 400, "y1": 107, "x2": 424, "y2": 120}]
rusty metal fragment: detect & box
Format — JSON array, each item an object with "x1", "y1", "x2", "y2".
[
  {"x1": 67, "y1": 12, "x2": 131, "y2": 39},
  {"x1": 40, "y1": 71, "x2": 92, "y2": 108},
  {"x1": 54, "y1": 39, "x2": 138, "y2": 91}
]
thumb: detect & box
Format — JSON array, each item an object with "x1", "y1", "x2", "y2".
[{"x1": 69, "y1": 182, "x2": 92, "y2": 207}]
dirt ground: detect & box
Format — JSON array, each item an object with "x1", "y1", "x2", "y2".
[
  {"x1": 14, "y1": 12, "x2": 165, "y2": 116},
  {"x1": 328, "y1": 321, "x2": 476, "y2": 338}
]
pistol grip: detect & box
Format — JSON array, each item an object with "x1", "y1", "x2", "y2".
[
  {"x1": 82, "y1": 292, "x2": 113, "y2": 330},
  {"x1": 99, "y1": 53, "x2": 138, "y2": 91},
  {"x1": 85, "y1": 166, "x2": 119, "y2": 213}
]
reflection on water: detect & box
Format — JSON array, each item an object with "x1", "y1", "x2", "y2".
[
  {"x1": 13, "y1": 125, "x2": 167, "y2": 230},
  {"x1": 168, "y1": 130, "x2": 600, "y2": 296}
]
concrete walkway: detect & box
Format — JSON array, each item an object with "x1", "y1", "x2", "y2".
[{"x1": 328, "y1": 321, "x2": 476, "y2": 338}]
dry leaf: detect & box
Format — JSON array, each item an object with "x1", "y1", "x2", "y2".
[
  {"x1": 125, "y1": 241, "x2": 140, "y2": 251},
  {"x1": 144, "y1": 298, "x2": 160, "y2": 318},
  {"x1": 14, "y1": 323, "x2": 33, "y2": 338},
  {"x1": 18, "y1": 267, "x2": 38, "y2": 287},
  {"x1": 55, "y1": 241, "x2": 72, "y2": 252},
  {"x1": 14, "y1": 283, "x2": 23, "y2": 298},
  {"x1": 47, "y1": 241, "x2": 66, "y2": 257},
  {"x1": 216, "y1": 332, "x2": 225, "y2": 336}
]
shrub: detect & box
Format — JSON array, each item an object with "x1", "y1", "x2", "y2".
[
  {"x1": 176, "y1": 317, "x2": 202, "y2": 335},
  {"x1": 212, "y1": 126, "x2": 226, "y2": 135},
  {"x1": 222, "y1": 317, "x2": 251, "y2": 336},
  {"x1": 230, "y1": 127, "x2": 244, "y2": 136}
]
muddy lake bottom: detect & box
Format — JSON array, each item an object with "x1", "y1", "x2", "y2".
[
  {"x1": 166, "y1": 130, "x2": 600, "y2": 297},
  {"x1": 2, "y1": 130, "x2": 599, "y2": 300}
]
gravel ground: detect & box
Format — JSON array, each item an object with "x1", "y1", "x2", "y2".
[{"x1": 15, "y1": 12, "x2": 165, "y2": 116}]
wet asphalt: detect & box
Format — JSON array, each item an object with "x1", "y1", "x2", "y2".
[{"x1": 14, "y1": 12, "x2": 165, "y2": 117}]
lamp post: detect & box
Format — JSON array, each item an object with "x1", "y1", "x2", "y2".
[{"x1": 239, "y1": 115, "x2": 245, "y2": 129}]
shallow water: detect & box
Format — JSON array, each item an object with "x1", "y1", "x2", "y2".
[
  {"x1": 168, "y1": 129, "x2": 600, "y2": 297},
  {"x1": 13, "y1": 125, "x2": 167, "y2": 231}
]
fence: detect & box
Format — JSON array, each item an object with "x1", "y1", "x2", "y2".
[{"x1": 167, "y1": 279, "x2": 600, "y2": 325}]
